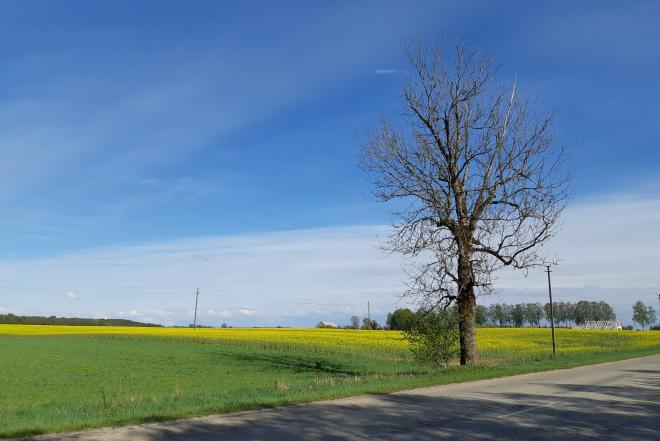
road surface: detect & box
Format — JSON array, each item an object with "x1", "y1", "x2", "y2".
[{"x1": 14, "y1": 355, "x2": 660, "y2": 440}]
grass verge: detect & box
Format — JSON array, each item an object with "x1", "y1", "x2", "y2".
[{"x1": 1, "y1": 328, "x2": 658, "y2": 438}]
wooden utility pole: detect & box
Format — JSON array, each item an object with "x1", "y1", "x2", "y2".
[
  {"x1": 545, "y1": 266, "x2": 556, "y2": 357},
  {"x1": 193, "y1": 288, "x2": 199, "y2": 330},
  {"x1": 367, "y1": 301, "x2": 371, "y2": 331}
]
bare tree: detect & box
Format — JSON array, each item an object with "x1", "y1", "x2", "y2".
[{"x1": 361, "y1": 39, "x2": 570, "y2": 365}]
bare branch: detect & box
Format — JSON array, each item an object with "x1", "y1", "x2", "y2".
[{"x1": 360, "y1": 38, "x2": 571, "y2": 365}]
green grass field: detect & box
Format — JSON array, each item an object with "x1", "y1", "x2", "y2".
[{"x1": 1, "y1": 326, "x2": 659, "y2": 438}]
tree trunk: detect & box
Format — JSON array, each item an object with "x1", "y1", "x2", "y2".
[
  {"x1": 457, "y1": 286, "x2": 477, "y2": 365},
  {"x1": 457, "y1": 251, "x2": 478, "y2": 365}
]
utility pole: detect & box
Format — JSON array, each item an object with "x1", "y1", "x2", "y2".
[
  {"x1": 545, "y1": 265, "x2": 556, "y2": 357},
  {"x1": 193, "y1": 288, "x2": 199, "y2": 330},
  {"x1": 368, "y1": 301, "x2": 371, "y2": 331}
]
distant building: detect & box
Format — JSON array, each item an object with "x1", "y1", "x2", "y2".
[
  {"x1": 316, "y1": 321, "x2": 339, "y2": 328},
  {"x1": 584, "y1": 320, "x2": 623, "y2": 330}
]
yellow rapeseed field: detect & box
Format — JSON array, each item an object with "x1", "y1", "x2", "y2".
[{"x1": 2, "y1": 324, "x2": 658, "y2": 360}]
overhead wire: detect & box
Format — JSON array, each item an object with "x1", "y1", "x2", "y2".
[
  {"x1": 0, "y1": 280, "x2": 369, "y2": 307},
  {"x1": 0, "y1": 191, "x2": 390, "y2": 314}
]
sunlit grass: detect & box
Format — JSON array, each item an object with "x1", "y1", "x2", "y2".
[{"x1": 1, "y1": 325, "x2": 658, "y2": 438}]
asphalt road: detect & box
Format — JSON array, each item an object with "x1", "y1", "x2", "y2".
[{"x1": 16, "y1": 355, "x2": 660, "y2": 441}]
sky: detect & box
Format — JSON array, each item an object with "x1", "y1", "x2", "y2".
[{"x1": 0, "y1": 0, "x2": 659, "y2": 327}]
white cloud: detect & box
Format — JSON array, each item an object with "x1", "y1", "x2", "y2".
[
  {"x1": 494, "y1": 194, "x2": 660, "y2": 293},
  {"x1": 114, "y1": 308, "x2": 176, "y2": 326},
  {"x1": 205, "y1": 309, "x2": 232, "y2": 318},
  {"x1": 118, "y1": 309, "x2": 174, "y2": 318},
  {"x1": 65, "y1": 291, "x2": 77, "y2": 299},
  {"x1": 0, "y1": 306, "x2": 18, "y2": 315},
  {"x1": 373, "y1": 68, "x2": 398, "y2": 75},
  {"x1": 0, "y1": 192, "x2": 658, "y2": 325}
]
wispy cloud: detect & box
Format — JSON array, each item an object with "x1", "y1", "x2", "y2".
[
  {"x1": 118, "y1": 309, "x2": 174, "y2": 317},
  {"x1": 373, "y1": 68, "x2": 399, "y2": 75},
  {"x1": 65, "y1": 291, "x2": 77, "y2": 300},
  {"x1": 0, "y1": 191, "x2": 658, "y2": 325},
  {"x1": 206, "y1": 309, "x2": 232, "y2": 318},
  {"x1": 0, "y1": 225, "x2": 396, "y2": 326},
  {"x1": 0, "y1": 2, "x2": 433, "y2": 203},
  {"x1": 495, "y1": 194, "x2": 660, "y2": 293},
  {"x1": 0, "y1": 3, "x2": 442, "y2": 255}
]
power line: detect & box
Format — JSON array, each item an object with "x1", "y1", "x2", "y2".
[
  {"x1": 206, "y1": 205, "x2": 379, "y2": 241},
  {"x1": 0, "y1": 282, "x2": 368, "y2": 307},
  {"x1": 0, "y1": 277, "x2": 381, "y2": 302},
  {"x1": 0, "y1": 284, "x2": 188, "y2": 295},
  {"x1": 0, "y1": 278, "x2": 187, "y2": 291},
  {"x1": 86, "y1": 189, "x2": 382, "y2": 243}
]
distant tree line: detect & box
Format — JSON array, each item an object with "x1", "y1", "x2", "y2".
[
  {"x1": 0, "y1": 313, "x2": 162, "y2": 327},
  {"x1": 546, "y1": 301, "x2": 616, "y2": 327},
  {"x1": 477, "y1": 303, "x2": 545, "y2": 327},
  {"x1": 479, "y1": 301, "x2": 616, "y2": 328},
  {"x1": 382, "y1": 300, "x2": 617, "y2": 331}
]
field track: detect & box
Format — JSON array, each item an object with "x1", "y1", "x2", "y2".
[{"x1": 13, "y1": 354, "x2": 660, "y2": 441}]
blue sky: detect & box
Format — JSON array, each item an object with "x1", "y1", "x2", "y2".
[{"x1": 0, "y1": 1, "x2": 659, "y2": 326}]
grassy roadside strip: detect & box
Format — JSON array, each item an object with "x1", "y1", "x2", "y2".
[{"x1": 1, "y1": 334, "x2": 658, "y2": 439}]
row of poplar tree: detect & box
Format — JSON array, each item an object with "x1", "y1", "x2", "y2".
[
  {"x1": 386, "y1": 300, "x2": 617, "y2": 331},
  {"x1": 476, "y1": 301, "x2": 616, "y2": 328}
]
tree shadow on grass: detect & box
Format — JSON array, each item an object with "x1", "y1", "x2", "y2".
[{"x1": 213, "y1": 351, "x2": 363, "y2": 376}]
